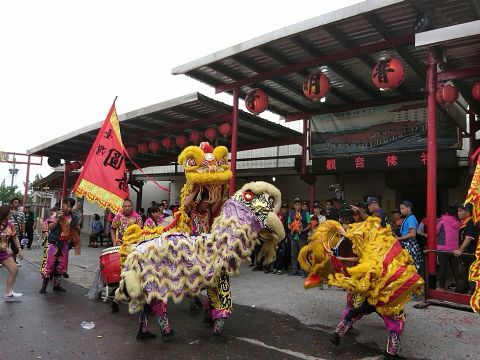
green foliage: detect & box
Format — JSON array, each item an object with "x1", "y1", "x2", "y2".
[{"x1": 0, "y1": 184, "x2": 23, "y2": 205}]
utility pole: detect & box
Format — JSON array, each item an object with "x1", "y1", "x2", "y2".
[{"x1": 9, "y1": 156, "x2": 19, "y2": 187}]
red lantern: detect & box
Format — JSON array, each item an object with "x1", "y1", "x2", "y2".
[
  {"x1": 245, "y1": 89, "x2": 269, "y2": 114},
  {"x1": 137, "y1": 143, "x2": 148, "y2": 153},
  {"x1": 303, "y1": 71, "x2": 331, "y2": 101},
  {"x1": 372, "y1": 58, "x2": 405, "y2": 89},
  {"x1": 148, "y1": 141, "x2": 160, "y2": 152},
  {"x1": 189, "y1": 130, "x2": 201, "y2": 144},
  {"x1": 162, "y1": 137, "x2": 172, "y2": 150},
  {"x1": 472, "y1": 81, "x2": 480, "y2": 101},
  {"x1": 436, "y1": 83, "x2": 459, "y2": 104},
  {"x1": 204, "y1": 128, "x2": 217, "y2": 142},
  {"x1": 176, "y1": 134, "x2": 187, "y2": 148},
  {"x1": 126, "y1": 146, "x2": 137, "y2": 157},
  {"x1": 218, "y1": 122, "x2": 231, "y2": 137}
]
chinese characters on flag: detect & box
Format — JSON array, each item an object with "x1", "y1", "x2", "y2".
[{"x1": 73, "y1": 101, "x2": 128, "y2": 213}]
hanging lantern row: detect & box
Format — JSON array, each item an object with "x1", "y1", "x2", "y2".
[
  {"x1": 472, "y1": 81, "x2": 480, "y2": 101},
  {"x1": 125, "y1": 123, "x2": 233, "y2": 157},
  {"x1": 436, "y1": 83, "x2": 459, "y2": 104}
]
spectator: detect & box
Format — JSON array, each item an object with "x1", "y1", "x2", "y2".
[
  {"x1": 350, "y1": 202, "x2": 368, "y2": 223},
  {"x1": 454, "y1": 203, "x2": 477, "y2": 294},
  {"x1": 366, "y1": 196, "x2": 387, "y2": 227},
  {"x1": 288, "y1": 198, "x2": 310, "y2": 277},
  {"x1": 436, "y1": 205, "x2": 460, "y2": 290},
  {"x1": 0, "y1": 204, "x2": 23, "y2": 301},
  {"x1": 416, "y1": 216, "x2": 428, "y2": 251},
  {"x1": 271, "y1": 203, "x2": 289, "y2": 275},
  {"x1": 9, "y1": 197, "x2": 25, "y2": 264},
  {"x1": 139, "y1": 208, "x2": 147, "y2": 223},
  {"x1": 313, "y1": 203, "x2": 326, "y2": 224},
  {"x1": 162, "y1": 199, "x2": 173, "y2": 217},
  {"x1": 391, "y1": 209, "x2": 402, "y2": 237},
  {"x1": 396, "y1": 200, "x2": 423, "y2": 272},
  {"x1": 90, "y1": 214, "x2": 104, "y2": 248},
  {"x1": 301, "y1": 201, "x2": 309, "y2": 213},
  {"x1": 24, "y1": 205, "x2": 35, "y2": 250}
]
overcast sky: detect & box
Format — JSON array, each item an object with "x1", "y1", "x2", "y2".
[{"x1": 0, "y1": 0, "x2": 363, "y2": 189}]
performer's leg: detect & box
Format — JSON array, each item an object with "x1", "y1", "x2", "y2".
[
  {"x1": 40, "y1": 243, "x2": 57, "y2": 293},
  {"x1": 39, "y1": 277, "x2": 49, "y2": 294},
  {"x1": 53, "y1": 276, "x2": 66, "y2": 292},
  {"x1": 150, "y1": 299, "x2": 178, "y2": 341},
  {"x1": 207, "y1": 273, "x2": 232, "y2": 338},
  {"x1": 136, "y1": 307, "x2": 156, "y2": 340},
  {"x1": 382, "y1": 313, "x2": 405, "y2": 357}
]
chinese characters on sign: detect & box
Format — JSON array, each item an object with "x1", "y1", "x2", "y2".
[
  {"x1": 312, "y1": 150, "x2": 456, "y2": 174},
  {"x1": 103, "y1": 149, "x2": 124, "y2": 170}
]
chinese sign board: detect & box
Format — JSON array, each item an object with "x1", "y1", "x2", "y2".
[
  {"x1": 311, "y1": 150, "x2": 457, "y2": 174},
  {"x1": 309, "y1": 101, "x2": 460, "y2": 158}
]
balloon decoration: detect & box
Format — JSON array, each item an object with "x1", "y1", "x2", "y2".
[
  {"x1": 372, "y1": 58, "x2": 405, "y2": 89},
  {"x1": 137, "y1": 143, "x2": 148, "y2": 154},
  {"x1": 148, "y1": 141, "x2": 160, "y2": 152},
  {"x1": 436, "y1": 83, "x2": 459, "y2": 104},
  {"x1": 204, "y1": 128, "x2": 217, "y2": 142},
  {"x1": 162, "y1": 137, "x2": 172, "y2": 150},
  {"x1": 126, "y1": 146, "x2": 138, "y2": 157},
  {"x1": 472, "y1": 81, "x2": 480, "y2": 101},
  {"x1": 218, "y1": 122, "x2": 232, "y2": 137},
  {"x1": 176, "y1": 134, "x2": 187, "y2": 148},
  {"x1": 303, "y1": 71, "x2": 331, "y2": 101},
  {"x1": 245, "y1": 89, "x2": 269, "y2": 114},
  {"x1": 189, "y1": 130, "x2": 201, "y2": 144}
]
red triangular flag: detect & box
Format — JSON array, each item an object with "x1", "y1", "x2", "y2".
[{"x1": 73, "y1": 100, "x2": 128, "y2": 213}]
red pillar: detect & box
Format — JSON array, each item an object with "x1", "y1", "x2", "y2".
[
  {"x1": 301, "y1": 118, "x2": 308, "y2": 175},
  {"x1": 469, "y1": 109, "x2": 476, "y2": 157},
  {"x1": 426, "y1": 51, "x2": 437, "y2": 287},
  {"x1": 309, "y1": 181, "x2": 315, "y2": 213},
  {"x1": 23, "y1": 155, "x2": 31, "y2": 206},
  {"x1": 229, "y1": 87, "x2": 239, "y2": 195}
]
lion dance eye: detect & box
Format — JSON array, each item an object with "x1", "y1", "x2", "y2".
[
  {"x1": 217, "y1": 159, "x2": 226, "y2": 166},
  {"x1": 185, "y1": 157, "x2": 196, "y2": 167},
  {"x1": 242, "y1": 190, "x2": 255, "y2": 202},
  {"x1": 268, "y1": 196, "x2": 275, "y2": 207}
]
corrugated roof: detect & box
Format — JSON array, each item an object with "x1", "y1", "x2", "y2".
[
  {"x1": 27, "y1": 93, "x2": 301, "y2": 168},
  {"x1": 172, "y1": 0, "x2": 480, "y2": 116}
]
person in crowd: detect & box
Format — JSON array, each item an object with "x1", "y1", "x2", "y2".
[
  {"x1": 0, "y1": 204, "x2": 23, "y2": 302},
  {"x1": 436, "y1": 205, "x2": 460, "y2": 291},
  {"x1": 138, "y1": 208, "x2": 147, "y2": 223},
  {"x1": 39, "y1": 198, "x2": 78, "y2": 294},
  {"x1": 454, "y1": 203, "x2": 477, "y2": 294},
  {"x1": 301, "y1": 201, "x2": 309, "y2": 213},
  {"x1": 144, "y1": 204, "x2": 172, "y2": 229},
  {"x1": 288, "y1": 198, "x2": 310, "y2": 277},
  {"x1": 162, "y1": 199, "x2": 173, "y2": 217},
  {"x1": 395, "y1": 200, "x2": 423, "y2": 272},
  {"x1": 24, "y1": 205, "x2": 35, "y2": 250},
  {"x1": 312, "y1": 202, "x2": 326, "y2": 224},
  {"x1": 89, "y1": 214, "x2": 104, "y2": 248},
  {"x1": 111, "y1": 199, "x2": 143, "y2": 246},
  {"x1": 416, "y1": 216, "x2": 428, "y2": 251},
  {"x1": 366, "y1": 196, "x2": 387, "y2": 227},
  {"x1": 350, "y1": 202, "x2": 368, "y2": 223},
  {"x1": 9, "y1": 197, "x2": 25, "y2": 264},
  {"x1": 271, "y1": 203, "x2": 290, "y2": 275},
  {"x1": 391, "y1": 209, "x2": 402, "y2": 237}
]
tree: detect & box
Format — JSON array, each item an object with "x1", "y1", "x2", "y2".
[{"x1": 0, "y1": 184, "x2": 23, "y2": 205}]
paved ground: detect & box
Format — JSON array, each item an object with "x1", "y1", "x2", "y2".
[{"x1": 1, "y1": 234, "x2": 479, "y2": 360}]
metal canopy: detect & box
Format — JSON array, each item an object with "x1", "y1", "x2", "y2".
[
  {"x1": 172, "y1": 0, "x2": 480, "y2": 116},
  {"x1": 27, "y1": 92, "x2": 301, "y2": 168}
]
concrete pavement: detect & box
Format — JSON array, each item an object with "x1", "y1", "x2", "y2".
[{"x1": 2, "y1": 233, "x2": 479, "y2": 360}]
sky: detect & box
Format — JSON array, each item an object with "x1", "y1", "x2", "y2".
[{"x1": 0, "y1": 0, "x2": 363, "y2": 189}]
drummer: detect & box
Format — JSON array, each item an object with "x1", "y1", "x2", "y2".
[
  {"x1": 109, "y1": 199, "x2": 143, "y2": 313},
  {"x1": 111, "y1": 199, "x2": 143, "y2": 246}
]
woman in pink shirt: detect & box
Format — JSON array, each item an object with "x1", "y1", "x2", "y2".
[{"x1": 436, "y1": 205, "x2": 460, "y2": 290}]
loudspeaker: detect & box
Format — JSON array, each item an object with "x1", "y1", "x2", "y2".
[{"x1": 47, "y1": 156, "x2": 62, "y2": 168}]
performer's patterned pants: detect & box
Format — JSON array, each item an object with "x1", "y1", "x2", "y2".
[{"x1": 40, "y1": 241, "x2": 69, "y2": 279}]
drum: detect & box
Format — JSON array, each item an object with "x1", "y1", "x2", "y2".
[{"x1": 99, "y1": 246, "x2": 121, "y2": 285}]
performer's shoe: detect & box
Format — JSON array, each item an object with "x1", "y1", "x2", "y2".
[
  {"x1": 329, "y1": 332, "x2": 340, "y2": 346},
  {"x1": 383, "y1": 352, "x2": 405, "y2": 360},
  {"x1": 136, "y1": 331, "x2": 157, "y2": 341},
  {"x1": 111, "y1": 301, "x2": 120, "y2": 313},
  {"x1": 63, "y1": 273, "x2": 69, "y2": 279},
  {"x1": 162, "y1": 330, "x2": 180, "y2": 342},
  {"x1": 39, "y1": 287, "x2": 47, "y2": 294},
  {"x1": 211, "y1": 332, "x2": 231, "y2": 343},
  {"x1": 53, "y1": 285, "x2": 66, "y2": 292}
]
